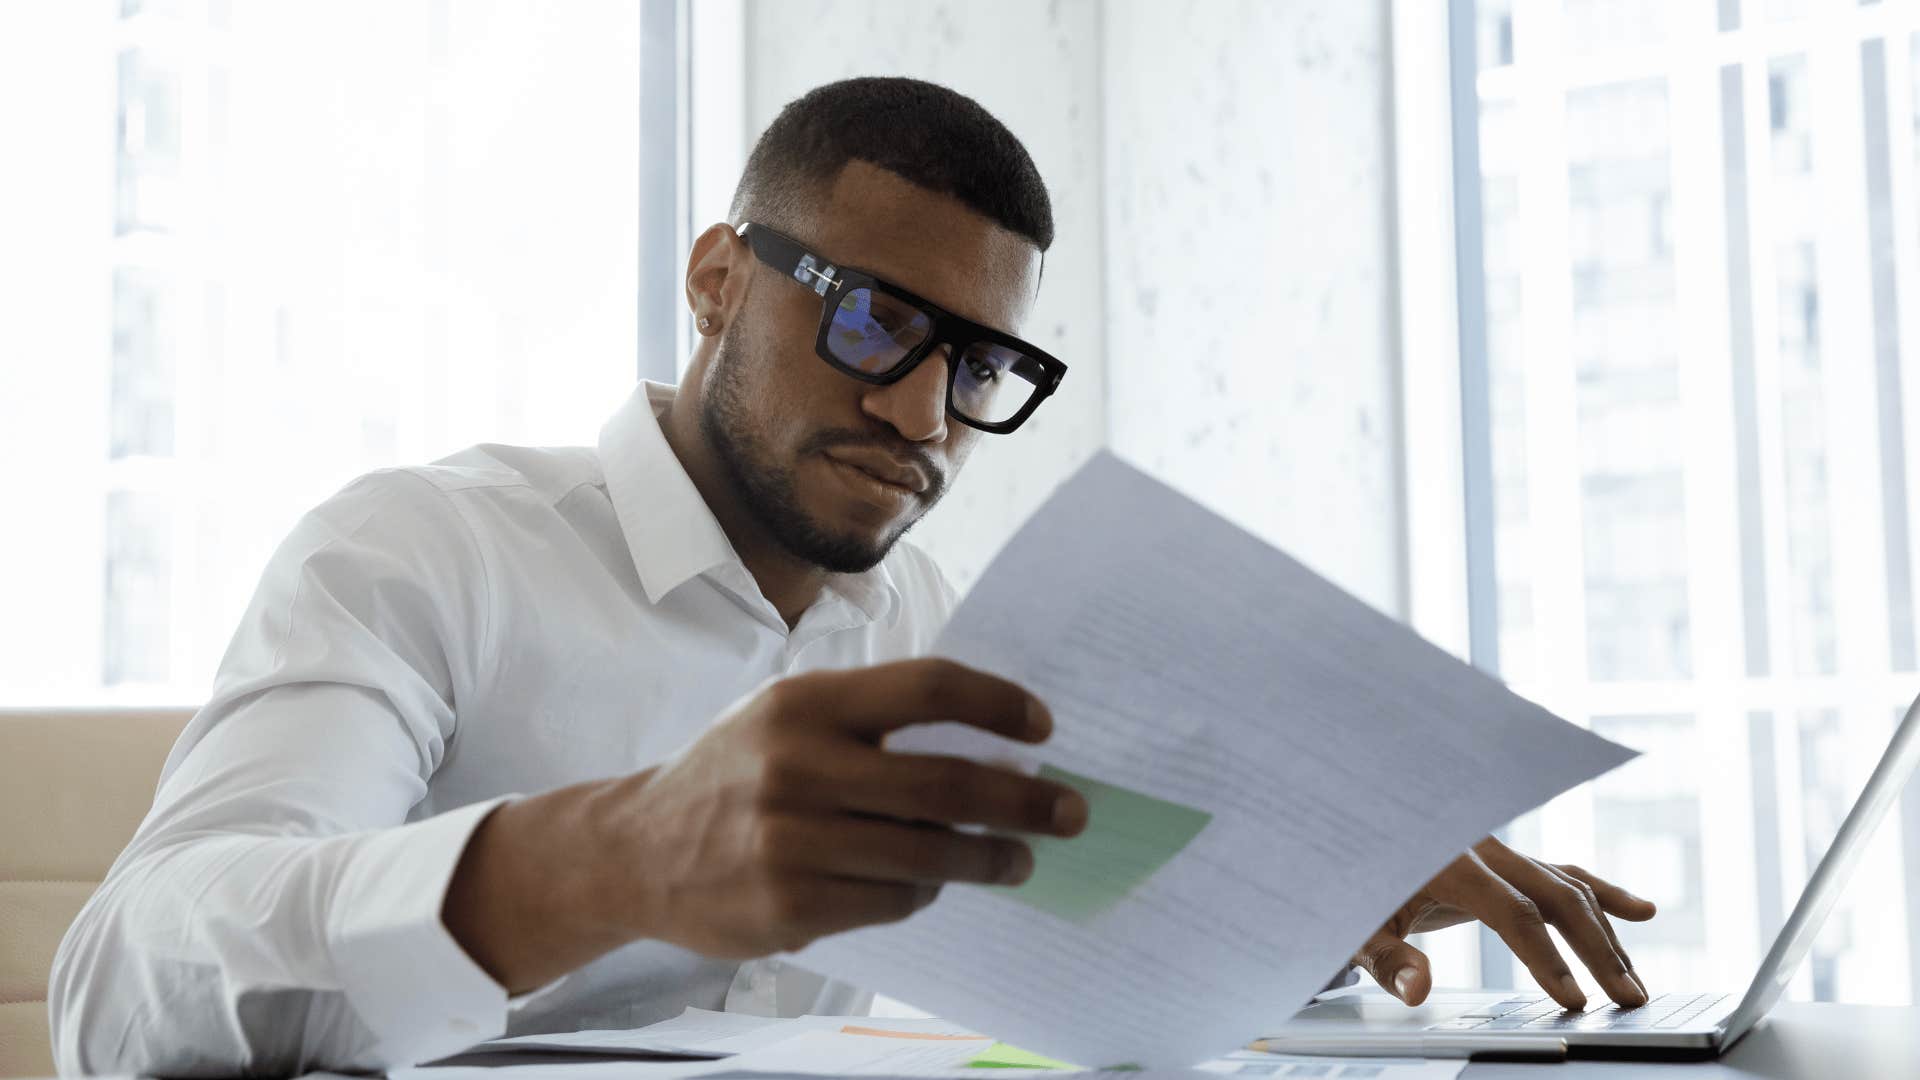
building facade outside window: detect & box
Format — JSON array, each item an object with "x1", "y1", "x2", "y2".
[{"x1": 1460, "y1": 0, "x2": 1920, "y2": 1006}]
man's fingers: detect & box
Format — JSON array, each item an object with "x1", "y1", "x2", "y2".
[
  {"x1": 1477, "y1": 842, "x2": 1642, "y2": 1007},
  {"x1": 825, "y1": 749, "x2": 1088, "y2": 837},
  {"x1": 766, "y1": 876, "x2": 936, "y2": 950},
  {"x1": 1539, "y1": 860, "x2": 1647, "y2": 1002},
  {"x1": 767, "y1": 813, "x2": 1036, "y2": 887},
  {"x1": 1472, "y1": 840, "x2": 1647, "y2": 1007},
  {"x1": 1488, "y1": 851, "x2": 1644, "y2": 1008},
  {"x1": 1429, "y1": 851, "x2": 1587, "y2": 1010},
  {"x1": 1559, "y1": 863, "x2": 1658, "y2": 922},
  {"x1": 784, "y1": 659, "x2": 1051, "y2": 743},
  {"x1": 1353, "y1": 929, "x2": 1432, "y2": 1006}
]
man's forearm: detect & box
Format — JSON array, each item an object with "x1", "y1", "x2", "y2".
[
  {"x1": 52, "y1": 796, "x2": 527, "y2": 1075},
  {"x1": 441, "y1": 772, "x2": 650, "y2": 993}
]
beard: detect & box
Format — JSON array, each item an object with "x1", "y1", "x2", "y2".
[{"x1": 698, "y1": 323, "x2": 943, "y2": 575}]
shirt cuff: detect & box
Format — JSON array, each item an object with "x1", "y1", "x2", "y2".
[{"x1": 327, "y1": 796, "x2": 559, "y2": 1065}]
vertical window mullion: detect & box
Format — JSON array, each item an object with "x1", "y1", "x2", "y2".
[
  {"x1": 1862, "y1": 36, "x2": 1917, "y2": 675},
  {"x1": 637, "y1": 0, "x2": 681, "y2": 385},
  {"x1": 1895, "y1": 23, "x2": 1920, "y2": 967},
  {"x1": 1669, "y1": 15, "x2": 1768, "y2": 983},
  {"x1": 1449, "y1": 0, "x2": 1518, "y2": 991},
  {"x1": 1811, "y1": 27, "x2": 1891, "y2": 688},
  {"x1": 1514, "y1": 0, "x2": 1592, "y2": 882},
  {"x1": 1450, "y1": 0, "x2": 1500, "y2": 683}
]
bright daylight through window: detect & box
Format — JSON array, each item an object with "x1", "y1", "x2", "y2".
[
  {"x1": 1465, "y1": 0, "x2": 1920, "y2": 1006},
  {"x1": 0, "y1": 0, "x2": 647, "y2": 705}
]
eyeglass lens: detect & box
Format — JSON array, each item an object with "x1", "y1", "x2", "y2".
[{"x1": 825, "y1": 287, "x2": 1043, "y2": 425}]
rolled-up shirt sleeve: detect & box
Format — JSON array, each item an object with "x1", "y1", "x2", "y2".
[{"x1": 49, "y1": 469, "x2": 556, "y2": 1076}]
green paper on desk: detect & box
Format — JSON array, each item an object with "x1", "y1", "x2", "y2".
[
  {"x1": 967, "y1": 1040, "x2": 1079, "y2": 1069},
  {"x1": 1003, "y1": 764, "x2": 1213, "y2": 923}
]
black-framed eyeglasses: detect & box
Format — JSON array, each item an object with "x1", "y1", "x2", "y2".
[{"x1": 739, "y1": 222, "x2": 1067, "y2": 434}]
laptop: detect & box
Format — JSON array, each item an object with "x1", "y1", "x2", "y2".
[{"x1": 1262, "y1": 689, "x2": 1920, "y2": 1062}]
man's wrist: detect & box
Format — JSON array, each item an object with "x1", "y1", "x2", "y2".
[
  {"x1": 441, "y1": 778, "x2": 642, "y2": 993},
  {"x1": 573, "y1": 770, "x2": 662, "y2": 942}
]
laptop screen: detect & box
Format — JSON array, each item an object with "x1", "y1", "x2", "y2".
[{"x1": 1722, "y1": 691, "x2": 1920, "y2": 1044}]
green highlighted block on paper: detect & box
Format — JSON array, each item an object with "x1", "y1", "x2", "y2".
[
  {"x1": 967, "y1": 1041, "x2": 1079, "y2": 1069},
  {"x1": 1004, "y1": 764, "x2": 1213, "y2": 923}
]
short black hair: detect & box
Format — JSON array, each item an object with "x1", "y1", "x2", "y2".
[{"x1": 729, "y1": 76, "x2": 1054, "y2": 253}]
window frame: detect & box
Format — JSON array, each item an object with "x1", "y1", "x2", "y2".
[
  {"x1": 638, "y1": 0, "x2": 687, "y2": 385},
  {"x1": 1396, "y1": 0, "x2": 1920, "y2": 1002},
  {"x1": 1, "y1": 3, "x2": 693, "y2": 709}
]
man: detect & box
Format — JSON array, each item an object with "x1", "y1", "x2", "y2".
[{"x1": 50, "y1": 77, "x2": 1654, "y2": 1076}]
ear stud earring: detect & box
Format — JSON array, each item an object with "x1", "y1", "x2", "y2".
[{"x1": 698, "y1": 316, "x2": 714, "y2": 332}]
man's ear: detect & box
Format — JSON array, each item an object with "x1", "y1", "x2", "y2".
[{"x1": 685, "y1": 223, "x2": 750, "y2": 332}]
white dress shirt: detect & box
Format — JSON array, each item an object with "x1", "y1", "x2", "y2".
[{"x1": 48, "y1": 382, "x2": 959, "y2": 1076}]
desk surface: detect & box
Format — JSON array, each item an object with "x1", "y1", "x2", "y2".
[
  {"x1": 171, "y1": 1003, "x2": 1912, "y2": 1080},
  {"x1": 1459, "y1": 1002, "x2": 1916, "y2": 1077}
]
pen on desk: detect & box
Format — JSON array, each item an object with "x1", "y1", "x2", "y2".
[{"x1": 1246, "y1": 1035, "x2": 1568, "y2": 1061}]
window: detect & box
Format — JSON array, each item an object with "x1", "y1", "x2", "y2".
[
  {"x1": 1449, "y1": 0, "x2": 1920, "y2": 1004},
  {"x1": 0, "y1": 0, "x2": 668, "y2": 705}
]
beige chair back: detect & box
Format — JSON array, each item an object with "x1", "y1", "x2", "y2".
[{"x1": 0, "y1": 708, "x2": 191, "y2": 1078}]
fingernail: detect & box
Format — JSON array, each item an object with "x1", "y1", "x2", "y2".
[
  {"x1": 1628, "y1": 969, "x2": 1648, "y2": 1001},
  {"x1": 1026, "y1": 698, "x2": 1052, "y2": 740},
  {"x1": 1001, "y1": 844, "x2": 1034, "y2": 885},
  {"x1": 1559, "y1": 974, "x2": 1587, "y2": 1009},
  {"x1": 1053, "y1": 792, "x2": 1087, "y2": 835},
  {"x1": 1393, "y1": 966, "x2": 1420, "y2": 1001}
]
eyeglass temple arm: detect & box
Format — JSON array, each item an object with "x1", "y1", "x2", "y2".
[{"x1": 741, "y1": 224, "x2": 837, "y2": 296}]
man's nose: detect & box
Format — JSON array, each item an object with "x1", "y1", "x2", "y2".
[{"x1": 860, "y1": 346, "x2": 950, "y2": 443}]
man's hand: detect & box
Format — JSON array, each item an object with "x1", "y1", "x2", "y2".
[
  {"x1": 1352, "y1": 836, "x2": 1657, "y2": 1011},
  {"x1": 597, "y1": 658, "x2": 1088, "y2": 957},
  {"x1": 445, "y1": 658, "x2": 1089, "y2": 991}
]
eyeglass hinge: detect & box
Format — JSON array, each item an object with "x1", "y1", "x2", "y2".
[{"x1": 794, "y1": 254, "x2": 837, "y2": 296}]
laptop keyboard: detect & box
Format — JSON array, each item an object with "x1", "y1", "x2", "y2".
[{"x1": 1424, "y1": 992, "x2": 1730, "y2": 1033}]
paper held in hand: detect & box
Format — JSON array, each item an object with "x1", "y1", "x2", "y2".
[{"x1": 793, "y1": 451, "x2": 1636, "y2": 1069}]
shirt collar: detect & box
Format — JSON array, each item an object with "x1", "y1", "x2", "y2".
[{"x1": 598, "y1": 382, "x2": 901, "y2": 624}]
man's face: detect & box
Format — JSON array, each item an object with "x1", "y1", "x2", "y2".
[{"x1": 699, "y1": 161, "x2": 1043, "y2": 574}]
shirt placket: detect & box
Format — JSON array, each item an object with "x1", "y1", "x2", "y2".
[{"x1": 783, "y1": 599, "x2": 869, "y2": 669}]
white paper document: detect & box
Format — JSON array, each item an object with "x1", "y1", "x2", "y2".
[
  {"x1": 459, "y1": 1007, "x2": 978, "y2": 1059},
  {"x1": 462, "y1": 1008, "x2": 787, "y2": 1059},
  {"x1": 1199, "y1": 1052, "x2": 1467, "y2": 1079},
  {"x1": 696, "y1": 1031, "x2": 1465, "y2": 1079},
  {"x1": 392, "y1": 1061, "x2": 724, "y2": 1080},
  {"x1": 706, "y1": 1028, "x2": 997, "y2": 1075},
  {"x1": 398, "y1": 1038, "x2": 1465, "y2": 1080},
  {"x1": 793, "y1": 451, "x2": 1636, "y2": 1068}
]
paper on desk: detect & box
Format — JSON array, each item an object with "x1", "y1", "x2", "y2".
[
  {"x1": 793, "y1": 451, "x2": 1636, "y2": 1068},
  {"x1": 392, "y1": 1060, "x2": 727, "y2": 1080},
  {"x1": 462, "y1": 1007, "x2": 980, "y2": 1059},
  {"x1": 705, "y1": 1028, "x2": 997, "y2": 1076},
  {"x1": 703, "y1": 1072, "x2": 1447, "y2": 1080},
  {"x1": 396, "y1": 1047, "x2": 1462, "y2": 1080},
  {"x1": 696, "y1": 1031, "x2": 1464, "y2": 1080},
  {"x1": 464, "y1": 1008, "x2": 784, "y2": 1058},
  {"x1": 1200, "y1": 1053, "x2": 1467, "y2": 1079}
]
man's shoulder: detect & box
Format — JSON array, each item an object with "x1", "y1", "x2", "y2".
[
  {"x1": 306, "y1": 444, "x2": 606, "y2": 549},
  {"x1": 408, "y1": 443, "x2": 604, "y2": 503}
]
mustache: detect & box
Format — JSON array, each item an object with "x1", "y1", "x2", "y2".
[{"x1": 800, "y1": 428, "x2": 948, "y2": 501}]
